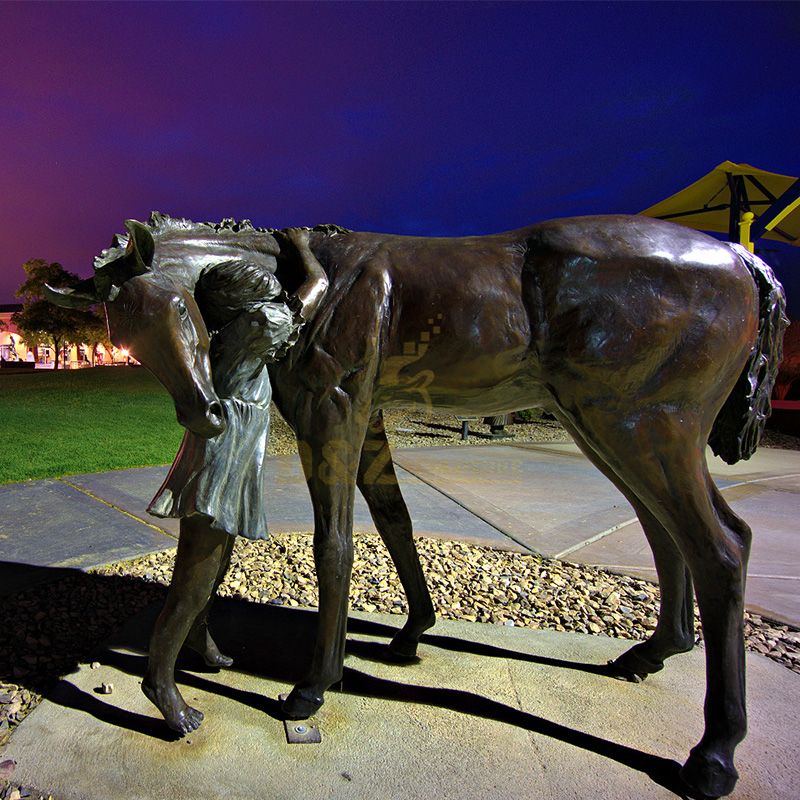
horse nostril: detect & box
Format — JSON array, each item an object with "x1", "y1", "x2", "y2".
[{"x1": 208, "y1": 401, "x2": 223, "y2": 422}]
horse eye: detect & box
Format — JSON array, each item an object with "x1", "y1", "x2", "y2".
[{"x1": 177, "y1": 300, "x2": 188, "y2": 319}]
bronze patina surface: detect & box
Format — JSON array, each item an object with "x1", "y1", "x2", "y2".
[{"x1": 48, "y1": 212, "x2": 787, "y2": 799}]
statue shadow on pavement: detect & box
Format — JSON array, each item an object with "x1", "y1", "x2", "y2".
[{"x1": 1, "y1": 562, "x2": 690, "y2": 798}]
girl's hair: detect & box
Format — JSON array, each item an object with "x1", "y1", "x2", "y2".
[{"x1": 195, "y1": 259, "x2": 283, "y2": 332}]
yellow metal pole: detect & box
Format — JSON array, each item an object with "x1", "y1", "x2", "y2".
[
  {"x1": 738, "y1": 211, "x2": 755, "y2": 253},
  {"x1": 762, "y1": 196, "x2": 800, "y2": 232}
]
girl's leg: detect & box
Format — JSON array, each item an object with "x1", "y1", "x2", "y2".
[{"x1": 143, "y1": 516, "x2": 230, "y2": 733}]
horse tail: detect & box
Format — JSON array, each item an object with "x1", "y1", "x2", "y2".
[{"x1": 708, "y1": 244, "x2": 789, "y2": 464}]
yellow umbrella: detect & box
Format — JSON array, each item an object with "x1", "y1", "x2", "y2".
[{"x1": 641, "y1": 161, "x2": 800, "y2": 251}]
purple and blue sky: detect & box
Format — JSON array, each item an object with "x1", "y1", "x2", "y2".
[{"x1": 1, "y1": 1, "x2": 798, "y2": 307}]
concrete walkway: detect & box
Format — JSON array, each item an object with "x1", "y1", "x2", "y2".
[
  {"x1": 393, "y1": 443, "x2": 800, "y2": 626},
  {"x1": 1, "y1": 443, "x2": 798, "y2": 625},
  {"x1": 2, "y1": 444, "x2": 799, "y2": 799},
  {"x1": 4, "y1": 604, "x2": 799, "y2": 800}
]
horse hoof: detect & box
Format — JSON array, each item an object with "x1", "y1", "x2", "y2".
[
  {"x1": 282, "y1": 686, "x2": 324, "y2": 720},
  {"x1": 606, "y1": 659, "x2": 645, "y2": 683},
  {"x1": 680, "y1": 750, "x2": 739, "y2": 798},
  {"x1": 607, "y1": 647, "x2": 665, "y2": 682},
  {"x1": 387, "y1": 635, "x2": 419, "y2": 661}
]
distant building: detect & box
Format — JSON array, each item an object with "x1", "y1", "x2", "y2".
[{"x1": 0, "y1": 303, "x2": 132, "y2": 368}]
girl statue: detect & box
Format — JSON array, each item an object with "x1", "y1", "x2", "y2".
[{"x1": 142, "y1": 228, "x2": 327, "y2": 733}]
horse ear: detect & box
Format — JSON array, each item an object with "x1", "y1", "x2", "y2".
[
  {"x1": 124, "y1": 219, "x2": 155, "y2": 274},
  {"x1": 44, "y1": 277, "x2": 100, "y2": 309}
]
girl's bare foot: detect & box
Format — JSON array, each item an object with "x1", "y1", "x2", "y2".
[
  {"x1": 185, "y1": 624, "x2": 234, "y2": 668},
  {"x1": 142, "y1": 676, "x2": 204, "y2": 734}
]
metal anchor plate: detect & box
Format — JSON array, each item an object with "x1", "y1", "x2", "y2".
[{"x1": 279, "y1": 694, "x2": 322, "y2": 744}]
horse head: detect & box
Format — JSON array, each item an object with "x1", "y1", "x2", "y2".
[{"x1": 46, "y1": 220, "x2": 225, "y2": 438}]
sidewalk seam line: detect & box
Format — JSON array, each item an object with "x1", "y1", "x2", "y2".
[
  {"x1": 715, "y1": 473, "x2": 800, "y2": 492},
  {"x1": 571, "y1": 564, "x2": 800, "y2": 582},
  {"x1": 57, "y1": 478, "x2": 179, "y2": 541},
  {"x1": 553, "y1": 518, "x2": 639, "y2": 559},
  {"x1": 555, "y1": 473, "x2": 800, "y2": 560},
  {"x1": 392, "y1": 460, "x2": 539, "y2": 555}
]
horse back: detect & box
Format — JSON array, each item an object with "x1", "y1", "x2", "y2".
[
  {"x1": 284, "y1": 216, "x2": 758, "y2": 416},
  {"x1": 525, "y1": 216, "x2": 759, "y2": 410}
]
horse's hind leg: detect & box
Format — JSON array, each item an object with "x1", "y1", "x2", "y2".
[
  {"x1": 560, "y1": 420, "x2": 696, "y2": 680},
  {"x1": 562, "y1": 407, "x2": 749, "y2": 798},
  {"x1": 608, "y1": 520, "x2": 695, "y2": 682},
  {"x1": 357, "y1": 411, "x2": 435, "y2": 658},
  {"x1": 671, "y1": 478, "x2": 750, "y2": 799}
]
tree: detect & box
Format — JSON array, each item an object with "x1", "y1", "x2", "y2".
[{"x1": 12, "y1": 259, "x2": 103, "y2": 370}]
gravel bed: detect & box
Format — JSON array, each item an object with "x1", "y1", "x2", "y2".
[
  {"x1": 269, "y1": 406, "x2": 799, "y2": 454},
  {"x1": 759, "y1": 426, "x2": 800, "y2": 451},
  {"x1": 268, "y1": 407, "x2": 573, "y2": 456},
  {"x1": 92, "y1": 534, "x2": 800, "y2": 672}
]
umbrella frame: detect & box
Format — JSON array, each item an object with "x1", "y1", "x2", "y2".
[{"x1": 645, "y1": 166, "x2": 800, "y2": 251}]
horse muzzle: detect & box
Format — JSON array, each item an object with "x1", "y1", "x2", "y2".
[{"x1": 177, "y1": 398, "x2": 226, "y2": 438}]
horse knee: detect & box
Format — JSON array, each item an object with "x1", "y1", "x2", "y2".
[
  {"x1": 685, "y1": 527, "x2": 746, "y2": 603},
  {"x1": 731, "y1": 518, "x2": 752, "y2": 558},
  {"x1": 712, "y1": 493, "x2": 753, "y2": 554},
  {"x1": 713, "y1": 541, "x2": 747, "y2": 593}
]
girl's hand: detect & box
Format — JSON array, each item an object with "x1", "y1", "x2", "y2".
[{"x1": 276, "y1": 227, "x2": 310, "y2": 250}]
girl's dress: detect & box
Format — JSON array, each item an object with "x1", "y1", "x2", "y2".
[{"x1": 147, "y1": 300, "x2": 300, "y2": 539}]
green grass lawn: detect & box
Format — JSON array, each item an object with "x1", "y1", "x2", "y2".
[{"x1": 0, "y1": 367, "x2": 185, "y2": 483}]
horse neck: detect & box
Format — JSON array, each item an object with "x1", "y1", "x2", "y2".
[
  {"x1": 151, "y1": 257, "x2": 207, "y2": 295},
  {"x1": 154, "y1": 229, "x2": 279, "y2": 291}
]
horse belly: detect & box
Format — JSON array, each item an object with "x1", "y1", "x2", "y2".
[
  {"x1": 372, "y1": 294, "x2": 549, "y2": 414},
  {"x1": 375, "y1": 351, "x2": 552, "y2": 414}
]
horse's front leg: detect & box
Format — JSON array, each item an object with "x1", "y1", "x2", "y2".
[{"x1": 282, "y1": 396, "x2": 370, "y2": 720}]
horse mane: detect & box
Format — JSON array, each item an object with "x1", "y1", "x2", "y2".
[
  {"x1": 93, "y1": 212, "x2": 352, "y2": 273},
  {"x1": 310, "y1": 223, "x2": 352, "y2": 237}
]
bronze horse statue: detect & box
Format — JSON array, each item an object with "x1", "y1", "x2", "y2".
[{"x1": 48, "y1": 212, "x2": 787, "y2": 799}]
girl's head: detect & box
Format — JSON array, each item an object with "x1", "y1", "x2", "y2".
[{"x1": 195, "y1": 260, "x2": 283, "y2": 333}]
